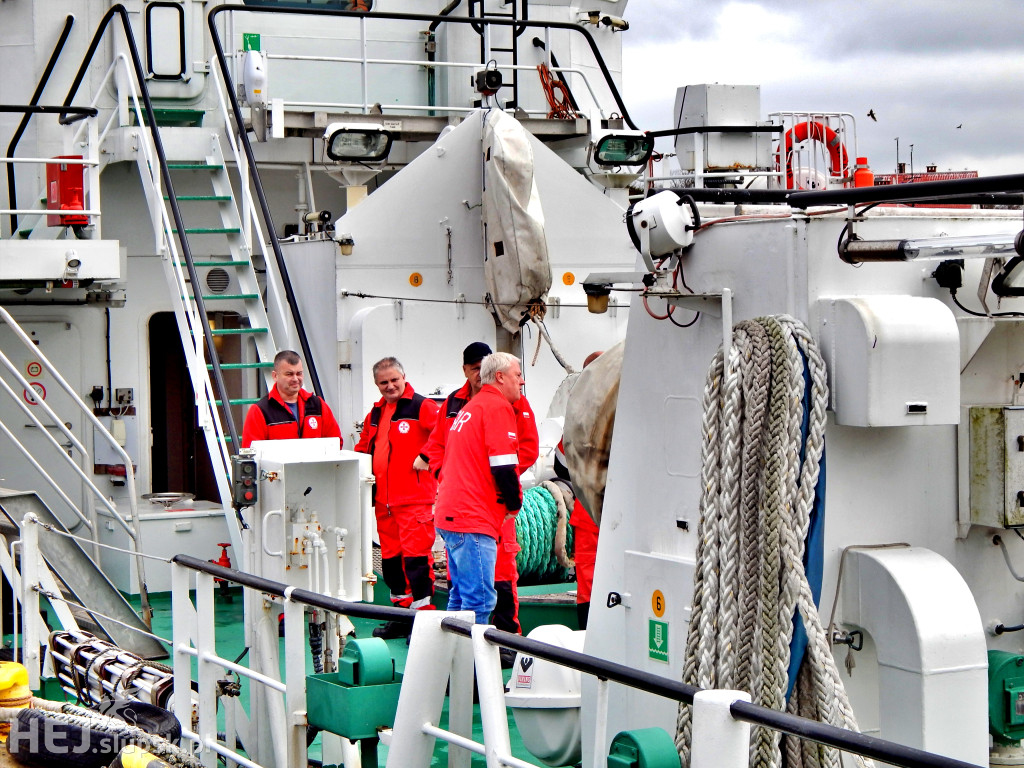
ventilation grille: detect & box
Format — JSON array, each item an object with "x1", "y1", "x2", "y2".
[{"x1": 205, "y1": 268, "x2": 230, "y2": 293}]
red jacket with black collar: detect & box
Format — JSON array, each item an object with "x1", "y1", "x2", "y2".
[{"x1": 241, "y1": 386, "x2": 341, "y2": 448}]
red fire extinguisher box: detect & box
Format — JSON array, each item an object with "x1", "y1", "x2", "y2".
[{"x1": 46, "y1": 155, "x2": 89, "y2": 227}]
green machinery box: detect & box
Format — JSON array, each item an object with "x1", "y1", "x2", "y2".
[{"x1": 306, "y1": 637, "x2": 403, "y2": 741}]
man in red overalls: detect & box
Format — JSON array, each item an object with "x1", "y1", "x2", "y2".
[{"x1": 355, "y1": 357, "x2": 440, "y2": 639}]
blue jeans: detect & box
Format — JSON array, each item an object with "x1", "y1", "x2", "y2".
[{"x1": 437, "y1": 528, "x2": 498, "y2": 624}]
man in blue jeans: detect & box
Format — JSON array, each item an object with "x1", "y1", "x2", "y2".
[{"x1": 433, "y1": 352, "x2": 524, "y2": 623}]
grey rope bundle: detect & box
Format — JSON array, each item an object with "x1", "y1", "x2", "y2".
[
  {"x1": 674, "y1": 316, "x2": 869, "y2": 768},
  {"x1": 0, "y1": 699, "x2": 202, "y2": 768}
]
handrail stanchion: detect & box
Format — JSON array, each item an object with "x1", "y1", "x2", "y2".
[
  {"x1": 196, "y1": 571, "x2": 219, "y2": 768},
  {"x1": 283, "y1": 592, "x2": 307, "y2": 768},
  {"x1": 593, "y1": 676, "x2": 610, "y2": 767},
  {"x1": 171, "y1": 562, "x2": 196, "y2": 749},
  {"x1": 691, "y1": 690, "x2": 753, "y2": 768},
  {"x1": 21, "y1": 515, "x2": 41, "y2": 691}
]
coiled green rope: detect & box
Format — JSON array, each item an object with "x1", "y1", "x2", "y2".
[{"x1": 516, "y1": 484, "x2": 574, "y2": 584}]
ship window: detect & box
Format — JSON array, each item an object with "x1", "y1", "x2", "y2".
[{"x1": 146, "y1": 3, "x2": 186, "y2": 80}]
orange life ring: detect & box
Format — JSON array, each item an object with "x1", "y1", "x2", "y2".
[{"x1": 783, "y1": 121, "x2": 849, "y2": 189}]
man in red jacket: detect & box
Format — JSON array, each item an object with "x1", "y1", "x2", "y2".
[
  {"x1": 242, "y1": 350, "x2": 341, "y2": 448},
  {"x1": 354, "y1": 357, "x2": 440, "y2": 639},
  {"x1": 433, "y1": 352, "x2": 525, "y2": 624},
  {"x1": 415, "y1": 343, "x2": 538, "y2": 641}
]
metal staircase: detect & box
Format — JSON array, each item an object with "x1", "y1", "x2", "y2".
[
  {"x1": 164, "y1": 136, "x2": 278, "y2": 404},
  {"x1": 133, "y1": 128, "x2": 276, "y2": 555}
]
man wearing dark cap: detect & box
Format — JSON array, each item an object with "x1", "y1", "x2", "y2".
[{"x1": 415, "y1": 342, "x2": 539, "y2": 652}]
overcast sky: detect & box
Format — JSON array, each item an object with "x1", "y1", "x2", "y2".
[{"x1": 619, "y1": 0, "x2": 1024, "y2": 177}]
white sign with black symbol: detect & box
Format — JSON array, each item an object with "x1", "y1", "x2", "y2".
[{"x1": 515, "y1": 655, "x2": 534, "y2": 688}]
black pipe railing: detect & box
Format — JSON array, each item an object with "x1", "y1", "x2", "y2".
[
  {"x1": 58, "y1": 5, "x2": 241, "y2": 454},
  {"x1": 786, "y1": 172, "x2": 1024, "y2": 208},
  {"x1": 171, "y1": 553, "x2": 978, "y2": 768},
  {"x1": 172, "y1": 553, "x2": 412, "y2": 622},
  {"x1": 664, "y1": 187, "x2": 1024, "y2": 208},
  {"x1": 5, "y1": 14, "x2": 76, "y2": 235},
  {"x1": 0, "y1": 106, "x2": 97, "y2": 118},
  {"x1": 442, "y1": 617, "x2": 981, "y2": 768}
]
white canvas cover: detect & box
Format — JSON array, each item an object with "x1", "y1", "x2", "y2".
[
  {"x1": 481, "y1": 109, "x2": 552, "y2": 333},
  {"x1": 563, "y1": 340, "x2": 623, "y2": 524}
]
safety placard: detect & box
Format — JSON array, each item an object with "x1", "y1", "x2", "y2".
[
  {"x1": 648, "y1": 619, "x2": 668, "y2": 663},
  {"x1": 23, "y1": 382, "x2": 46, "y2": 405},
  {"x1": 26, "y1": 361, "x2": 42, "y2": 377}
]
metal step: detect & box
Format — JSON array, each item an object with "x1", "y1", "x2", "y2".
[
  {"x1": 177, "y1": 260, "x2": 250, "y2": 267},
  {"x1": 164, "y1": 195, "x2": 231, "y2": 202},
  {"x1": 0, "y1": 489, "x2": 166, "y2": 660},
  {"x1": 166, "y1": 163, "x2": 223, "y2": 170},
  {"x1": 170, "y1": 227, "x2": 241, "y2": 235},
  {"x1": 181, "y1": 293, "x2": 260, "y2": 301},
  {"x1": 207, "y1": 362, "x2": 274, "y2": 370}
]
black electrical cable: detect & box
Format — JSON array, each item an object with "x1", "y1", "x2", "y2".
[
  {"x1": 105, "y1": 307, "x2": 113, "y2": 411},
  {"x1": 666, "y1": 263, "x2": 699, "y2": 328},
  {"x1": 836, "y1": 202, "x2": 882, "y2": 262},
  {"x1": 949, "y1": 290, "x2": 1024, "y2": 319}
]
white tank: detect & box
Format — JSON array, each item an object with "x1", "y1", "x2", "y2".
[{"x1": 503, "y1": 624, "x2": 586, "y2": 767}]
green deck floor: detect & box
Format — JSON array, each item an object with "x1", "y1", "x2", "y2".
[{"x1": 131, "y1": 585, "x2": 568, "y2": 767}]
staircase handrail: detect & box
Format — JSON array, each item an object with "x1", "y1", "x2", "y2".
[
  {"x1": 0, "y1": 309, "x2": 137, "y2": 538},
  {"x1": 0, "y1": 356, "x2": 98, "y2": 542},
  {"x1": 207, "y1": 61, "x2": 294, "y2": 361},
  {"x1": 58, "y1": 4, "x2": 241, "y2": 454},
  {"x1": 208, "y1": 6, "x2": 332, "y2": 401},
  {"x1": 5, "y1": 14, "x2": 76, "y2": 236},
  {"x1": 0, "y1": 307, "x2": 153, "y2": 625},
  {"x1": 96, "y1": 52, "x2": 235, "y2": 487}
]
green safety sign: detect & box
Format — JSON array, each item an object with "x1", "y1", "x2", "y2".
[
  {"x1": 243, "y1": 33, "x2": 261, "y2": 52},
  {"x1": 648, "y1": 620, "x2": 668, "y2": 663}
]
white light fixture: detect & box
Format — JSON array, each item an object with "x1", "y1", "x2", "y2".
[
  {"x1": 324, "y1": 123, "x2": 392, "y2": 162},
  {"x1": 841, "y1": 231, "x2": 1023, "y2": 263}
]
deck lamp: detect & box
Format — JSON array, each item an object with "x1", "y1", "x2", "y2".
[
  {"x1": 593, "y1": 133, "x2": 653, "y2": 167},
  {"x1": 324, "y1": 123, "x2": 393, "y2": 162}
]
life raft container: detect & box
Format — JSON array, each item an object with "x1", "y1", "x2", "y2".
[{"x1": 782, "y1": 121, "x2": 849, "y2": 189}]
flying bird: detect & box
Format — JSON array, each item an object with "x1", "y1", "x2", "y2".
[
  {"x1": 956, "y1": 123, "x2": 963, "y2": 129},
  {"x1": 867, "y1": 109, "x2": 877, "y2": 122}
]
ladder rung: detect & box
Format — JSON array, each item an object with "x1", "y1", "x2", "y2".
[
  {"x1": 207, "y1": 328, "x2": 268, "y2": 336},
  {"x1": 166, "y1": 163, "x2": 224, "y2": 170},
  {"x1": 207, "y1": 362, "x2": 274, "y2": 370},
  {"x1": 176, "y1": 260, "x2": 250, "y2": 267},
  {"x1": 182, "y1": 293, "x2": 260, "y2": 301},
  {"x1": 216, "y1": 398, "x2": 261, "y2": 406},
  {"x1": 164, "y1": 195, "x2": 232, "y2": 202},
  {"x1": 171, "y1": 227, "x2": 241, "y2": 235}
]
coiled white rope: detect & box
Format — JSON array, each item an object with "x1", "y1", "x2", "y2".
[{"x1": 675, "y1": 316, "x2": 870, "y2": 768}]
